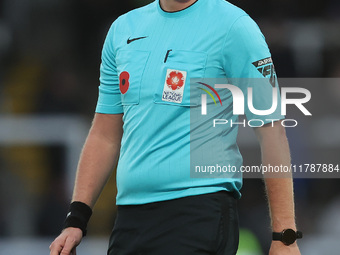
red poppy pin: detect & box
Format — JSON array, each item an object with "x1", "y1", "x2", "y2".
[{"x1": 119, "y1": 71, "x2": 130, "y2": 94}]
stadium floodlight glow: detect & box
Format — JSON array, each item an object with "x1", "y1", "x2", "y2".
[{"x1": 201, "y1": 84, "x2": 312, "y2": 116}]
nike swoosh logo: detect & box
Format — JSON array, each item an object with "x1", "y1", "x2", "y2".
[{"x1": 127, "y1": 36, "x2": 148, "y2": 44}]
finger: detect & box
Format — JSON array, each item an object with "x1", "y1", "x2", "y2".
[
  {"x1": 60, "y1": 237, "x2": 77, "y2": 255},
  {"x1": 49, "y1": 241, "x2": 63, "y2": 255}
]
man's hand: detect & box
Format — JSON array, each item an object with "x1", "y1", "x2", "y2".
[
  {"x1": 269, "y1": 241, "x2": 301, "y2": 255},
  {"x1": 49, "y1": 228, "x2": 83, "y2": 255}
]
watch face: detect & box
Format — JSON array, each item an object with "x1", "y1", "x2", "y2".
[{"x1": 282, "y1": 229, "x2": 297, "y2": 245}]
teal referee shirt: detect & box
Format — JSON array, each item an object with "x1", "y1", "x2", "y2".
[{"x1": 96, "y1": 0, "x2": 282, "y2": 205}]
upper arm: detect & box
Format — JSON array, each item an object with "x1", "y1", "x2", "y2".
[
  {"x1": 254, "y1": 121, "x2": 287, "y2": 145},
  {"x1": 95, "y1": 22, "x2": 124, "y2": 115},
  {"x1": 222, "y1": 15, "x2": 272, "y2": 79},
  {"x1": 222, "y1": 15, "x2": 284, "y2": 124},
  {"x1": 90, "y1": 113, "x2": 124, "y2": 146}
]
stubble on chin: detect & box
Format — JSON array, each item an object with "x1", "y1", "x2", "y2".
[{"x1": 173, "y1": 0, "x2": 195, "y2": 3}]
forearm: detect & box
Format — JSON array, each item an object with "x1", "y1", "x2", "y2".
[
  {"x1": 50, "y1": 115, "x2": 123, "y2": 255},
  {"x1": 264, "y1": 176, "x2": 296, "y2": 231},
  {"x1": 72, "y1": 114, "x2": 123, "y2": 208},
  {"x1": 256, "y1": 124, "x2": 296, "y2": 231}
]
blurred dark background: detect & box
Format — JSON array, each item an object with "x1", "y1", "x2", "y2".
[{"x1": 0, "y1": 0, "x2": 339, "y2": 254}]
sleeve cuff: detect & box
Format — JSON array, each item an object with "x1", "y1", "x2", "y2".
[{"x1": 95, "y1": 104, "x2": 124, "y2": 114}]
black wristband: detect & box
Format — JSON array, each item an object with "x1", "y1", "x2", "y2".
[{"x1": 63, "y1": 201, "x2": 92, "y2": 237}]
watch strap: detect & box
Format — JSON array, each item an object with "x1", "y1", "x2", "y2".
[
  {"x1": 272, "y1": 231, "x2": 282, "y2": 241},
  {"x1": 296, "y1": 231, "x2": 303, "y2": 239}
]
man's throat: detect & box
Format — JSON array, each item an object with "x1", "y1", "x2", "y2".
[{"x1": 160, "y1": 0, "x2": 198, "y2": 12}]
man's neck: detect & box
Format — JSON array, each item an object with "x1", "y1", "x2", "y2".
[{"x1": 159, "y1": 0, "x2": 198, "y2": 12}]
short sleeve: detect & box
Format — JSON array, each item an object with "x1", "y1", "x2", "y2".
[
  {"x1": 222, "y1": 15, "x2": 284, "y2": 123},
  {"x1": 95, "y1": 23, "x2": 124, "y2": 114}
]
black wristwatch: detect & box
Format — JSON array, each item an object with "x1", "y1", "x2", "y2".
[{"x1": 272, "y1": 229, "x2": 303, "y2": 246}]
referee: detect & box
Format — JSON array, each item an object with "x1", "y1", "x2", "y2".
[{"x1": 50, "y1": 0, "x2": 302, "y2": 254}]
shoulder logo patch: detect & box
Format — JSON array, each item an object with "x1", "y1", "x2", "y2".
[{"x1": 252, "y1": 57, "x2": 277, "y2": 87}]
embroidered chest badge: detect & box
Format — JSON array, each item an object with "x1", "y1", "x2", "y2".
[{"x1": 162, "y1": 69, "x2": 187, "y2": 104}]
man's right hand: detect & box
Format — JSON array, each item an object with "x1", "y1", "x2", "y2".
[{"x1": 49, "y1": 227, "x2": 83, "y2": 255}]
